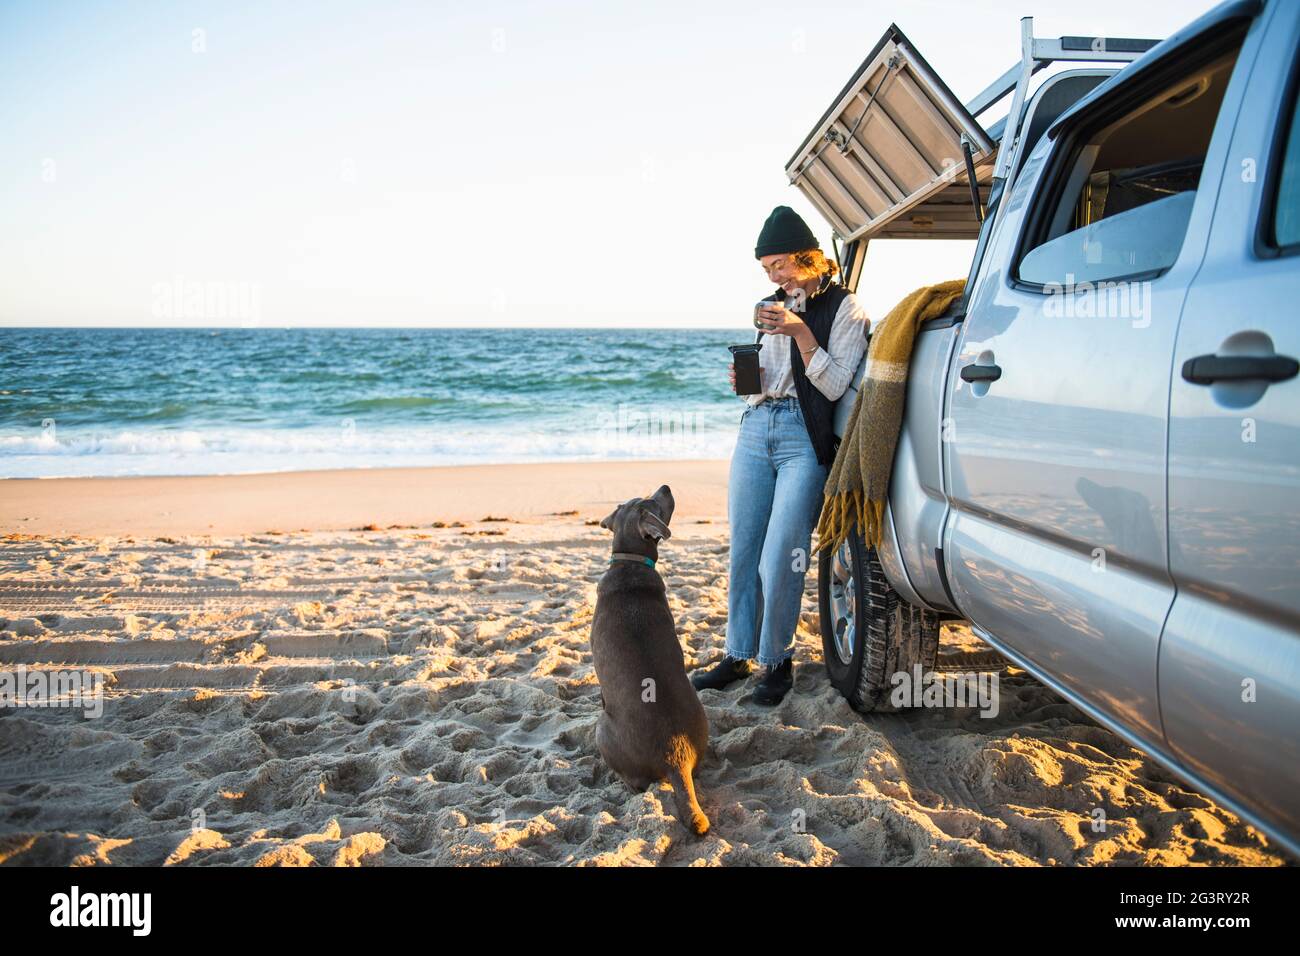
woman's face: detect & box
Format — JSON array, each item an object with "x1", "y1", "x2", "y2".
[{"x1": 759, "y1": 254, "x2": 801, "y2": 294}]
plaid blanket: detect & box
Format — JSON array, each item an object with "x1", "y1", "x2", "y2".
[{"x1": 815, "y1": 279, "x2": 967, "y2": 555}]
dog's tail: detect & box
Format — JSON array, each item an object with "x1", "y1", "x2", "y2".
[{"x1": 665, "y1": 736, "x2": 709, "y2": 837}]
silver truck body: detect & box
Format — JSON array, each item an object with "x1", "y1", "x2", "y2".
[{"x1": 796, "y1": 0, "x2": 1300, "y2": 857}]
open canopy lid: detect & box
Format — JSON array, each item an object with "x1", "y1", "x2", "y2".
[{"x1": 785, "y1": 24, "x2": 996, "y2": 241}]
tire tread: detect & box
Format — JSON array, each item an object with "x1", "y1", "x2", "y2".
[{"x1": 818, "y1": 527, "x2": 940, "y2": 713}]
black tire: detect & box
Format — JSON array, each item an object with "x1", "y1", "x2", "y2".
[{"x1": 817, "y1": 521, "x2": 940, "y2": 712}]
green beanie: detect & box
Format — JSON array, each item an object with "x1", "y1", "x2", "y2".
[{"x1": 755, "y1": 205, "x2": 819, "y2": 258}]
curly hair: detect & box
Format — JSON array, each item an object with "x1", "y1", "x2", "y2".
[{"x1": 786, "y1": 248, "x2": 840, "y2": 282}]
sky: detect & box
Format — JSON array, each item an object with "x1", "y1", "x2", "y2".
[{"x1": 0, "y1": 0, "x2": 1219, "y2": 328}]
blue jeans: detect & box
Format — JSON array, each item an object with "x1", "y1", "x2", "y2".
[{"x1": 726, "y1": 396, "x2": 829, "y2": 667}]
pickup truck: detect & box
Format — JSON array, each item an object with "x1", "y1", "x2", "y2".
[{"x1": 791, "y1": 0, "x2": 1300, "y2": 858}]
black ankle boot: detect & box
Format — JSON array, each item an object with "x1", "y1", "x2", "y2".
[
  {"x1": 752, "y1": 657, "x2": 794, "y2": 706},
  {"x1": 691, "y1": 655, "x2": 752, "y2": 692}
]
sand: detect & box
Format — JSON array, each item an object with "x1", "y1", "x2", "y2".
[
  {"x1": 0, "y1": 460, "x2": 731, "y2": 538},
  {"x1": 0, "y1": 462, "x2": 1291, "y2": 866}
]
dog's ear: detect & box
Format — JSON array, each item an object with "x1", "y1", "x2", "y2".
[{"x1": 637, "y1": 504, "x2": 672, "y2": 542}]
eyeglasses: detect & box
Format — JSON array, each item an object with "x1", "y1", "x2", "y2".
[{"x1": 760, "y1": 257, "x2": 787, "y2": 276}]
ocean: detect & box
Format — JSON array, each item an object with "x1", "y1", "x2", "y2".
[{"x1": 0, "y1": 327, "x2": 748, "y2": 478}]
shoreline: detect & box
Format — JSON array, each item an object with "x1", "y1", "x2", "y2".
[{"x1": 0, "y1": 459, "x2": 732, "y2": 538}]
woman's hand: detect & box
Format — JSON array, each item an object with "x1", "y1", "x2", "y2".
[
  {"x1": 755, "y1": 303, "x2": 807, "y2": 337},
  {"x1": 756, "y1": 303, "x2": 820, "y2": 358}
]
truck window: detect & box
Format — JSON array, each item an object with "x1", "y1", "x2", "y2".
[
  {"x1": 1270, "y1": 70, "x2": 1300, "y2": 251},
  {"x1": 1016, "y1": 41, "x2": 1244, "y2": 286}
]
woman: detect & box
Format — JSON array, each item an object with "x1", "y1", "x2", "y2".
[{"x1": 691, "y1": 206, "x2": 870, "y2": 705}]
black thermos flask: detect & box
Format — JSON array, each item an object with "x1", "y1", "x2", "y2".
[
  {"x1": 729, "y1": 343, "x2": 763, "y2": 395},
  {"x1": 731, "y1": 292, "x2": 782, "y2": 395}
]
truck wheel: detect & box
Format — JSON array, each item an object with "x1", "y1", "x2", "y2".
[{"x1": 817, "y1": 523, "x2": 939, "y2": 712}]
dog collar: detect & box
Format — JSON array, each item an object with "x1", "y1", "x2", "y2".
[{"x1": 610, "y1": 552, "x2": 656, "y2": 568}]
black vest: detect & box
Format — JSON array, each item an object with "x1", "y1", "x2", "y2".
[{"x1": 756, "y1": 277, "x2": 848, "y2": 467}]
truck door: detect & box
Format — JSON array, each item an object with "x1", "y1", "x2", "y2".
[
  {"x1": 943, "y1": 12, "x2": 1255, "y2": 747},
  {"x1": 1159, "y1": 1, "x2": 1300, "y2": 850}
]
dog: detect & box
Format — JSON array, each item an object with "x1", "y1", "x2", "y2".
[{"x1": 590, "y1": 484, "x2": 710, "y2": 836}]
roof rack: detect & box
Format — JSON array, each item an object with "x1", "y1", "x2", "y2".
[{"x1": 982, "y1": 19, "x2": 1159, "y2": 185}]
